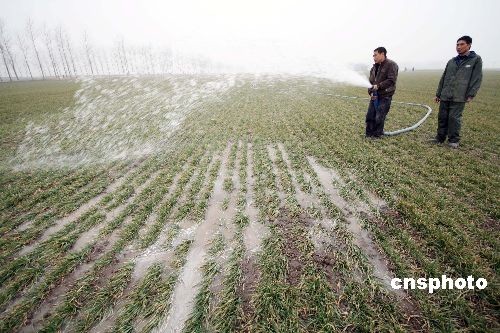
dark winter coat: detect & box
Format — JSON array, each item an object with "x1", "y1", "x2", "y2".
[
  {"x1": 436, "y1": 51, "x2": 483, "y2": 102},
  {"x1": 368, "y1": 58, "x2": 399, "y2": 97}
]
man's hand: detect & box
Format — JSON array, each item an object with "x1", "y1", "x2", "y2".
[
  {"x1": 372, "y1": 84, "x2": 378, "y2": 91},
  {"x1": 466, "y1": 96, "x2": 473, "y2": 102},
  {"x1": 370, "y1": 93, "x2": 377, "y2": 101},
  {"x1": 434, "y1": 96, "x2": 441, "y2": 103}
]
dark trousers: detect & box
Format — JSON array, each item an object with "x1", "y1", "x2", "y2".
[
  {"x1": 437, "y1": 101, "x2": 465, "y2": 143},
  {"x1": 366, "y1": 96, "x2": 392, "y2": 137}
]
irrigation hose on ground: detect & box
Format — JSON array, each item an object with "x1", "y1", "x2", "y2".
[{"x1": 318, "y1": 93, "x2": 433, "y2": 136}]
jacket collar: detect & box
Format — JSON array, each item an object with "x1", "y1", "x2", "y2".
[{"x1": 455, "y1": 51, "x2": 476, "y2": 60}]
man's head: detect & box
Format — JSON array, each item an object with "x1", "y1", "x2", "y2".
[
  {"x1": 456, "y1": 36, "x2": 472, "y2": 55},
  {"x1": 373, "y1": 47, "x2": 387, "y2": 64}
]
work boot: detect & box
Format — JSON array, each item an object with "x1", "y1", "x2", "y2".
[{"x1": 448, "y1": 142, "x2": 459, "y2": 149}]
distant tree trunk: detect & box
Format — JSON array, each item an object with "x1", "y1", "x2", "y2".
[
  {"x1": 79, "y1": 51, "x2": 90, "y2": 75},
  {"x1": 112, "y1": 47, "x2": 122, "y2": 75},
  {"x1": 148, "y1": 47, "x2": 155, "y2": 75},
  {"x1": 26, "y1": 18, "x2": 45, "y2": 79},
  {"x1": 119, "y1": 38, "x2": 129, "y2": 75},
  {"x1": 161, "y1": 49, "x2": 173, "y2": 74},
  {"x1": 160, "y1": 52, "x2": 167, "y2": 74},
  {"x1": 5, "y1": 46, "x2": 19, "y2": 80},
  {"x1": 0, "y1": 44, "x2": 13, "y2": 81},
  {"x1": 115, "y1": 42, "x2": 125, "y2": 75},
  {"x1": 0, "y1": 20, "x2": 19, "y2": 80},
  {"x1": 102, "y1": 50, "x2": 111, "y2": 76},
  {"x1": 143, "y1": 48, "x2": 150, "y2": 75},
  {"x1": 83, "y1": 31, "x2": 95, "y2": 76},
  {"x1": 94, "y1": 50, "x2": 104, "y2": 76},
  {"x1": 17, "y1": 34, "x2": 33, "y2": 80},
  {"x1": 128, "y1": 47, "x2": 136, "y2": 74},
  {"x1": 63, "y1": 30, "x2": 78, "y2": 76},
  {"x1": 55, "y1": 32, "x2": 69, "y2": 77},
  {"x1": 141, "y1": 48, "x2": 147, "y2": 74},
  {"x1": 137, "y1": 47, "x2": 143, "y2": 74},
  {"x1": 43, "y1": 26, "x2": 60, "y2": 78},
  {"x1": 55, "y1": 26, "x2": 71, "y2": 77}
]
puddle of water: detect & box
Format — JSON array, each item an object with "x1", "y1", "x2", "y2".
[
  {"x1": 72, "y1": 168, "x2": 163, "y2": 252},
  {"x1": 266, "y1": 145, "x2": 286, "y2": 202},
  {"x1": 243, "y1": 142, "x2": 269, "y2": 254},
  {"x1": 15, "y1": 163, "x2": 141, "y2": 257},
  {"x1": 154, "y1": 143, "x2": 232, "y2": 333},
  {"x1": 277, "y1": 143, "x2": 321, "y2": 212},
  {"x1": 307, "y1": 155, "x2": 400, "y2": 294}
]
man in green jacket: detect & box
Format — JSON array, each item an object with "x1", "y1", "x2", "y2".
[{"x1": 434, "y1": 35, "x2": 483, "y2": 148}]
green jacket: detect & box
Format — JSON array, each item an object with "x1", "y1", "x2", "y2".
[{"x1": 436, "y1": 51, "x2": 483, "y2": 102}]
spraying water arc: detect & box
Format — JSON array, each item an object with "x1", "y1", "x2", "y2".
[{"x1": 308, "y1": 67, "x2": 433, "y2": 136}]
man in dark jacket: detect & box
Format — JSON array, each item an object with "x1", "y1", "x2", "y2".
[
  {"x1": 434, "y1": 35, "x2": 483, "y2": 148},
  {"x1": 366, "y1": 47, "x2": 399, "y2": 138}
]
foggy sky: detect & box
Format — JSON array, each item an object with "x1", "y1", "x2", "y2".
[{"x1": 1, "y1": 0, "x2": 499, "y2": 69}]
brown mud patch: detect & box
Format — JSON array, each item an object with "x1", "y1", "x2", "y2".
[{"x1": 272, "y1": 208, "x2": 312, "y2": 286}]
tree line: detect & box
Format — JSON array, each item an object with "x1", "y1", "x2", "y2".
[{"x1": 0, "y1": 18, "x2": 224, "y2": 82}]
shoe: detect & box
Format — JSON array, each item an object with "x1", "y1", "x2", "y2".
[
  {"x1": 448, "y1": 142, "x2": 459, "y2": 149},
  {"x1": 429, "y1": 138, "x2": 444, "y2": 144}
]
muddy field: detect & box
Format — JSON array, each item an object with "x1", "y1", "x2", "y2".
[{"x1": 0, "y1": 72, "x2": 499, "y2": 332}]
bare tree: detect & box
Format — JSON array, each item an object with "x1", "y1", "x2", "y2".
[
  {"x1": 100, "y1": 49, "x2": 111, "y2": 76},
  {"x1": 6, "y1": 46, "x2": 20, "y2": 80},
  {"x1": 114, "y1": 40, "x2": 125, "y2": 75},
  {"x1": 93, "y1": 48, "x2": 105, "y2": 76},
  {"x1": 0, "y1": 19, "x2": 12, "y2": 81},
  {"x1": 139, "y1": 47, "x2": 146, "y2": 74},
  {"x1": 148, "y1": 46, "x2": 156, "y2": 75},
  {"x1": 118, "y1": 37, "x2": 129, "y2": 75},
  {"x1": 111, "y1": 45, "x2": 122, "y2": 75},
  {"x1": 55, "y1": 26, "x2": 71, "y2": 77},
  {"x1": 17, "y1": 34, "x2": 33, "y2": 79},
  {"x1": 83, "y1": 31, "x2": 95, "y2": 75},
  {"x1": 129, "y1": 46, "x2": 137, "y2": 74},
  {"x1": 63, "y1": 29, "x2": 78, "y2": 76},
  {"x1": 0, "y1": 20, "x2": 19, "y2": 80},
  {"x1": 78, "y1": 46, "x2": 90, "y2": 75},
  {"x1": 26, "y1": 18, "x2": 45, "y2": 79},
  {"x1": 161, "y1": 48, "x2": 173, "y2": 74},
  {"x1": 0, "y1": 43, "x2": 12, "y2": 81},
  {"x1": 142, "y1": 46, "x2": 151, "y2": 75},
  {"x1": 42, "y1": 24, "x2": 60, "y2": 78}
]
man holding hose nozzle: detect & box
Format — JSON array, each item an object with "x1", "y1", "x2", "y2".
[
  {"x1": 433, "y1": 35, "x2": 482, "y2": 148},
  {"x1": 366, "y1": 47, "x2": 399, "y2": 138}
]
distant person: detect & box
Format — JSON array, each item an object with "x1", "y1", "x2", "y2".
[
  {"x1": 433, "y1": 35, "x2": 483, "y2": 148},
  {"x1": 366, "y1": 47, "x2": 399, "y2": 138}
]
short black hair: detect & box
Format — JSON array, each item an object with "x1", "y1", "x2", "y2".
[
  {"x1": 457, "y1": 36, "x2": 472, "y2": 44},
  {"x1": 374, "y1": 47, "x2": 387, "y2": 56}
]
